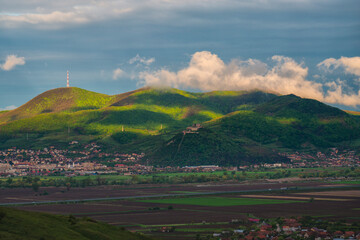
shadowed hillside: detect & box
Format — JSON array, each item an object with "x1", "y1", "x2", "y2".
[
  {"x1": 255, "y1": 94, "x2": 346, "y2": 119},
  {"x1": 147, "y1": 95, "x2": 360, "y2": 166},
  {"x1": 149, "y1": 127, "x2": 290, "y2": 166},
  {"x1": 254, "y1": 95, "x2": 360, "y2": 143},
  {"x1": 0, "y1": 207, "x2": 153, "y2": 240}
]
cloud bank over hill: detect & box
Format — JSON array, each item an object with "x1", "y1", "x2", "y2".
[{"x1": 139, "y1": 51, "x2": 360, "y2": 107}]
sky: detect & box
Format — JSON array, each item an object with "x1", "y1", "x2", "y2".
[{"x1": 0, "y1": 0, "x2": 360, "y2": 110}]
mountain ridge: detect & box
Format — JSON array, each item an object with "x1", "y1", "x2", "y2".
[{"x1": 1, "y1": 87, "x2": 360, "y2": 166}]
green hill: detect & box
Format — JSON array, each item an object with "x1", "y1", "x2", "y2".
[
  {"x1": 254, "y1": 95, "x2": 360, "y2": 143},
  {"x1": 147, "y1": 95, "x2": 360, "y2": 166},
  {"x1": 1, "y1": 87, "x2": 360, "y2": 166},
  {"x1": 0, "y1": 87, "x2": 274, "y2": 139},
  {"x1": 149, "y1": 127, "x2": 289, "y2": 166},
  {"x1": 255, "y1": 94, "x2": 346, "y2": 119},
  {"x1": 0, "y1": 87, "x2": 114, "y2": 124},
  {"x1": 210, "y1": 95, "x2": 360, "y2": 147},
  {"x1": 0, "y1": 207, "x2": 152, "y2": 240}
]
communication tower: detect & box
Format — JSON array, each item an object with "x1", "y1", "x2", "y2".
[{"x1": 67, "y1": 71, "x2": 69, "y2": 87}]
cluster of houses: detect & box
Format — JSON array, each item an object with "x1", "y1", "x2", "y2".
[
  {"x1": 153, "y1": 217, "x2": 360, "y2": 239},
  {"x1": 0, "y1": 144, "x2": 227, "y2": 177},
  {"x1": 280, "y1": 148, "x2": 359, "y2": 168},
  {"x1": 208, "y1": 218, "x2": 360, "y2": 240},
  {"x1": 0, "y1": 144, "x2": 146, "y2": 177},
  {"x1": 181, "y1": 165, "x2": 222, "y2": 172},
  {"x1": 0, "y1": 142, "x2": 359, "y2": 177}
]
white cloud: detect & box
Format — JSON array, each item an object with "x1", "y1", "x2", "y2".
[
  {"x1": 0, "y1": 2, "x2": 133, "y2": 29},
  {"x1": 0, "y1": 55, "x2": 25, "y2": 71},
  {"x1": 0, "y1": 105, "x2": 17, "y2": 111},
  {"x1": 129, "y1": 54, "x2": 155, "y2": 66},
  {"x1": 140, "y1": 51, "x2": 323, "y2": 100},
  {"x1": 139, "y1": 51, "x2": 360, "y2": 107},
  {"x1": 323, "y1": 81, "x2": 360, "y2": 107},
  {"x1": 318, "y1": 57, "x2": 360, "y2": 76},
  {"x1": 0, "y1": 11, "x2": 89, "y2": 25},
  {"x1": 112, "y1": 68, "x2": 125, "y2": 80}
]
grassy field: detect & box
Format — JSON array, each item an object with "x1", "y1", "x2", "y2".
[
  {"x1": 0, "y1": 170, "x2": 260, "y2": 181},
  {"x1": 138, "y1": 196, "x2": 304, "y2": 206},
  {"x1": 1, "y1": 167, "x2": 357, "y2": 188}
]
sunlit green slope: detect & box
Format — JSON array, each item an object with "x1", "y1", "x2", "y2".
[
  {"x1": 0, "y1": 87, "x2": 275, "y2": 138},
  {"x1": 0, "y1": 87, "x2": 114, "y2": 124}
]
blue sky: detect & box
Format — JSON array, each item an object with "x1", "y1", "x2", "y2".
[{"x1": 0, "y1": 0, "x2": 359, "y2": 110}]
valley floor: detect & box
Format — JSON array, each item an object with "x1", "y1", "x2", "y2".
[{"x1": 1, "y1": 179, "x2": 359, "y2": 239}]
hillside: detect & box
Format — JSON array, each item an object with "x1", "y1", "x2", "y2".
[
  {"x1": 0, "y1": 88, "x2": 114, "y2": 124},
  {"x1": 0, "y1": 207, "x2": 152, "y2": 240},
  {"x1": 255, "y1": 94, "x2": 346, "y2": 119},
  {"x1": 149, "y1": 127, "x2": 290, "y2": 166},
  {"x1": 147, "y1": 95, "x2": 360, "y2": 166},
  {"x1": 1, "y1": 87, "x2": 360, "y2": 166},
  {"x1": 110, "y1": 87, "x2": 276, "y2": 114},
  {"x1": 0, "y1": 87, "x2": 274, "y2": 137},
  {"x1": 254, "y1": 95, "x2": 360, "y2": 143}
]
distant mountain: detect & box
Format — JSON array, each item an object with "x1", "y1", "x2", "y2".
[
  {"x1": 1, "y1": 87, "x2": 359, "y2": 166},
  {"x1": 0, "y1": 207, "x2": 152, "y2": 240},
  {"x1": 254, "y1": 94, "x2": 360, "y2": 144},
  {"x1": 147, "y1": 94, "x2": 360, "y2": 166},
  {"x1": 255, "y1": 94, "x2": 346, "y2": 118}
]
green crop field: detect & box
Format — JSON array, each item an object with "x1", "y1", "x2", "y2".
[
  {"x1": 138, "y1": 196, "x2": 304, "y2": 206},
  {"x1": 171, "y1": 228, "x2": 226, "y2": 232},
  {"x1": 330, "y1": 180, "x2": 360, "y2": 185}
]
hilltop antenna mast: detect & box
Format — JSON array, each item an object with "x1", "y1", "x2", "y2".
[{"x1": 67, "y1": 70, "x2": 69, "y2": 88}]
